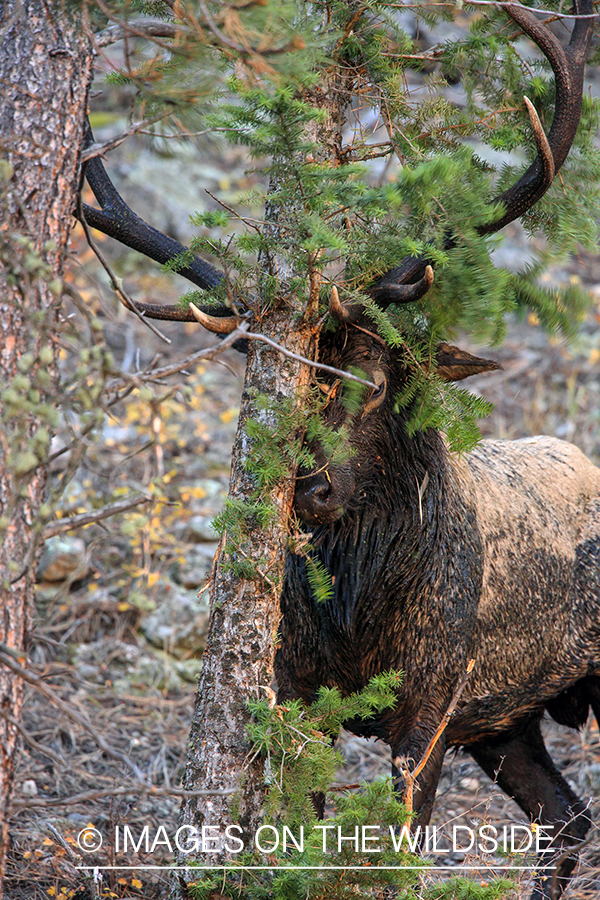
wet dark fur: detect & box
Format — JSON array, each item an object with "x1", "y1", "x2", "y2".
[{"x1": 276, "y1": 325, "x2": 600, "y2": 899}]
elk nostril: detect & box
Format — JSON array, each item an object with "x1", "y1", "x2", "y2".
[
  {"x1": 294, "y1": 473, "x2": 334, "y2": 522},
  {"x1": 309, "y1": 480, "x2": 331, "y2": 503}
]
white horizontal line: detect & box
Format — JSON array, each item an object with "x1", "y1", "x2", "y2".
[{"x1": 75, "y1": 864, "x2": 554, "y2": 871}]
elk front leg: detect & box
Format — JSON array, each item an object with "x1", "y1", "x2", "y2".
[
  {"x1": 391, "y1": 731, "x2": 446, "y2": 827},
  {"x1": 469, "y1": 718, "x2": 591, "y2": 900}
]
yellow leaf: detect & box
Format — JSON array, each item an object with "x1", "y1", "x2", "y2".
[
  {"x1": 220, "y1": 408, "x2": 237, "y2": 424},
  {"x1": 589, "y1": 347, "x2": 600, "y2": 365},
  {"x1": 147, "y1": 572, "x2": 160, "y2": 588},
  {"x1": 131, "y1": 878, "x2": 143, "y2": 889},
  {"x1": 527, "y1": 312, "x2": 539, "y2": 326},
  {"x1": 47, "y1": 889, "x2": 56, "y2": 897}
]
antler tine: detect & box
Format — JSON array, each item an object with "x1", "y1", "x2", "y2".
[
  {"x1": 188, "y1": 302, "x2": 239, "y2": 334},
  {"x1": 79, "y1": 122, "x2": 237, "y2": 323},
  {"x1": 522, "y1": 96, "x2": 554, "y2": 189},
  {"x1": 509, "y1": 0, "x2": 593, "y2": 175},
  {"x1": 368, "y1": 0, "x2": 593, "y2": 309},
  {"x1": 329, "y1": 285, "x2": 352, "y2": 322},
  {"x1": 370, "y1": 264, "x2": 434, "y2": 307}
]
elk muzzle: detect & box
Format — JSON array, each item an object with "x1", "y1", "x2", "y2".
[{"x1": 294, "y1": 467, "x2": 355, "y2": 525}]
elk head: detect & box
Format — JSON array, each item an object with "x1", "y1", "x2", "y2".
[{"x1": 293, "y1": 312, "x2": 500, "y2": 524}]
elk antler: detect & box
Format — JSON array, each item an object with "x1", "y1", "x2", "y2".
[
  {"x1": 330, "y1": 268, "x2": 434, "y2": 323},
  {"x1": 368, "y1": 0, "x2": 594, "y2": 310},
  {"x1": 79, "y1": 123, "x2": 236, "y2": 324},
  {"x1": 79, "y1": 1, "x2": 592, "y2": 333}
]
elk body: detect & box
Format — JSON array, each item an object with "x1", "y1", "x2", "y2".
[
  {"x1": 276, "y1": 322, "x2": 600, "y2": 899},
  {"x1": 80, "y1": 1, "x2": 596, "y2": 896}
]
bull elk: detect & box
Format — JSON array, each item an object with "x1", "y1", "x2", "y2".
[{"x1": 80, "y1": 3, "x2": 597, "y2": 897}]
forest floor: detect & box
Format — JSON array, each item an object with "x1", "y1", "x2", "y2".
[{"x1": 5, "y1": 58, "x2": 600, "y2": 900}]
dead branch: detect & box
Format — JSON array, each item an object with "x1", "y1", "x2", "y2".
[
  {"x1": 241, "y1": 329, "x2": 378, "y2": 390},
  {"x1": 0, "y1": 708, "x2": 64, "y2": 767},
  {"x1": 460, "y1": 0, "x2": 597, "y2": 18},
  {"x1": 12, "y1": 783, "x2": 236, "y2": 811},
  {"x1": 94, "y1": 19, "x2": 184, "y2": 49},
  {"x1": 42, "y1": 494, "x2": 153, "y2": 538},
  {"x1": 81, "y1": 113, "x2": 172, "y2": 161}
]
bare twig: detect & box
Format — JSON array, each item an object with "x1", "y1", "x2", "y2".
[
  {"x1": 93, "y1": 0, "x2": 184, "y2": 53},
  {"x1": 42, "y1": 494, "x2": 153, "y2": 538},
  {"x1": 76, "y1": 193, "x2": 171, "y2": 344},
  {"x1": 105, "y1": 324, "x2": 250, "y2": 392},
  {"x1": 549, "y1": 824, "x2": 596, "y2": 899},
  {"x1": 106, "y1": 319, "x2": 377, "y2": 392},
  {"x1": 47, "y1": 328, "x2": 247, "y2": 467},
  {"x1": 12, "y1": 783, "x2": 236, "y2": 810},
  {"x1": 81, "y1": 114, "x2": 172, "y2": 161},
  {"x1": 236, "y1": 326, "x2": 378, "y2": 391},
  {"x1": 47, "y1": 823, "x2": 81, "y2": 861},
  {"x1": 415, "y1": 0, "x2": 600, "y2": 18},
  {"x1": 197, "y1": 0, "x2": 249, "y2": 52},
  {"x1": 0, "y1": 708, "x2": 64, "y2": 767},
  {"x1": 457, "y1": 0, "x2": 597, "y2": 17},
  {"x1": 396, "y1": 659, "x2": 475, "y2": 821}
]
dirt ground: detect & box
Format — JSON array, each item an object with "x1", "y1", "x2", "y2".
[{"x1": 5, "y1": 81, "x2": 600, "y2": 900}]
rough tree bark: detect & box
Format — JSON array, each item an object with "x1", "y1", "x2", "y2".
[
  {"x1": 0, "y1": 1, "x2": 92, "y2": 891},
  {"x1": 177, "y1": 313, "x2": 316, "y2": 844},
  {"x1": 175, "y1": 75, "x2": 347, "y2": 890}
]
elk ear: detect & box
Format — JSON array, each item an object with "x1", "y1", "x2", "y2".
[{"x1": 434, "y1": 343, "x2": 501, "y2": 382}]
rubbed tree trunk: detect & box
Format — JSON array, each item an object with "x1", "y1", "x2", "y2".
[
  {"x1": 177, "y1": 311, "x2": 316, "y2": 852},
  {"x1": 175, "y1": 80, "x2": 346, "y2": 891},
  {"x1": 0, "y1": 1, "x2": 92, "y2": 891}
]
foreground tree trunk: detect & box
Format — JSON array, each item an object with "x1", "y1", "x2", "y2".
[
  {"x1": 0, "y1": 2, "x2": 92, "y2": 891},
  {"x1": 177, "y1": 310, "x2": 315, "y2": 846},
  {"x1": 175, "y1": 74, "x2": 346, "y2": 893}
]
